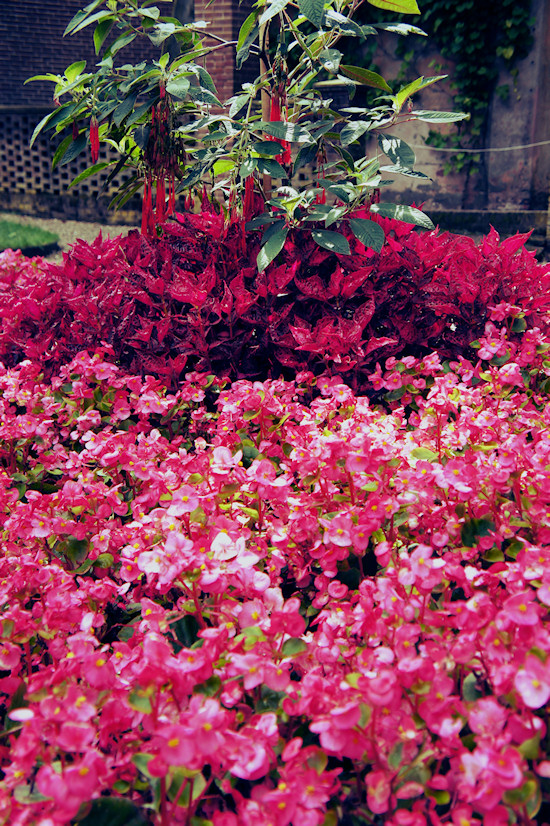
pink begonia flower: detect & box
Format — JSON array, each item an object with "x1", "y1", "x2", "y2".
[
  {"x1": 501, "y1": 591, "x2": 540, "y2": 626},
  {"x1": 468, "y1": 697, "x2": 507, "y2": 736},
  {"x1": 514, "y1": 654, "x2": 550, "y2": 708},
  {"x1": 166, "y1": 484, "x2": 200, "y2": 515},
  {"x1": 223, "y1": 732, "x2": 271, "y2": 780},
  {"x1": 366, "y1": 769, "x2": 393, "y2": 814},
  {"x1": 213, "y1": 813, "x2": 239, "y2": 826}
]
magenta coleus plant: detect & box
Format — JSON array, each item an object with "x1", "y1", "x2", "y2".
[
  {"x1": 1, "y1": 294, "x2": 550, "y2": 824},
  {"x1": 0, "y1": 215, "x2": 548, "y2": 389}
]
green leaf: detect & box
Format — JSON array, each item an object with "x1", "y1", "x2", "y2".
[
  {"x1": 196, "y1": 66, "x2": 217, "y2": 97},
  {"x1": 29, "y1": 106, "x2": 70, "y2": 148},
  {"x1": 298, "y1": 0, "x2": 325, "y2": 29},
  {"x1": 374, "y1": 22, "x2": 426, "y2": 35},
  {"x1": 187, "y1": 86, "x2": 220, "y2": 107},
  {"x1": 340, "y1": 121, "x2": 370, "y2": 146},
  {"x1": 257, "y1": 222, "x2": 288, "y2": 272},
  {"x1": 245, "y1": 213, "x2": 277, "y2": 231},
  {"x1": 114, "y1": 92, "x2": 138, "y2": 127},
  {"x1": 139, "y1": 6, "x2": 160, "y2": 20},
  {"x1": 259, "y1": 0, "x2": 289, "y2": 25},
  {"x1": 366, "y1": 0, "x2": 420, "y2": 12},
  {"x1": 348, "y1": 218, "x2": 384, "y2": 252},
  {"x1": 319, "y1": 49, "x2": 342, "y2": 73},
  {"x1": 259, "y1": 121, "x2": 312, "y2": 144},
  {"x1": 461, "y1": 517, "x2": 495, "y2": 548},
  {"x1": 380, "y1": 164, "x2": 429, "y2": 180},
  {"x1": 293, "y1": 143, "x2": 317, "y2": 173},
  {"x1": 128, "y1": 689, "x2": 153, "y2": 714},
  {"x1": 147, "y1": 22, "x2": 177, "y2": 46},
  {"x1": 253, "y1": 140, "x2": 285, "y2": 156},
  {"x1": 311, "y1": 230, "x2": 350, "y2": 255},
  {"x1": 411, "y1": 447, "x2": 438, "y2": 462},
  {"x1": 412, "y1": 110, "x2": 468, "y2": 123},
  {"x1": 322, "y1": 183, "x2": 354, "y2": 203},
  {"x1": 340, "y1": 65, "x2": 392, "y2": 92},
  {"x1": 13, "y1": 786, "x2": 50, "y2": 805},
  {"x1": 105, "y1": 31, "x2": 137, "y2": 58},
  {"x1": 388, "y1": 742, "x2": 404, "y2": 769},
  {"x1": 256, "y1": 158, "x2": 288, "y2": 178},
  {"x1": 168, "y1": 770, "x2": 207, "y2": 807},
  {"x1": 237, "y1": 11, "x2": 258, "y2": 52},
  {"x1": 166, "y1": 76, "x2": 190, "y2": 100},
  {"x1": 93, "y1": 18, "x2": 114, "y2": 54},
  {"x1": 64, "y1": 0, "x2": 104, "y2": 36},
  {"x1": 325, "y1": 205, "x2": 347, "y2": 227},
  {"x1": 58, "y1": 133, "x2": 87, "y2": 166},
  {"x1": 64, "y1": 61, "x2": 87, "y2": 83},
  {"x1": 127, "y1": 97, "x2": 156, "y2": 127},
  {"x1": 69, "y1": 162, "x2": 111, "y2": 189},
  {"x1": 236, "y1": 15, "x2": 259, "y2": 69},
  {"x1": 76, "y1": 797, "x2": 149, "y2": 826},
  {"x1": 66, "y1": 9, "x2": 117, "y2": 37},
  {"x1": 370, "y1": 202, "x2": 434, "y2": 229},
  {"x1": 379, "y1": 135, "x2": 415, "y2": 168},
  {"x1": 240, "y1": 157, "x2": 257, "y2": 178},
  {"x1": 95, "y1": 553, "x2": 114, "y2": 568},
  {"x1": 324, "y1": 9, "x2": 365, "y2": 37},
  {"x1": 281, "y1": 637, "x2": 308, "y2": 656},
  {"x1": 229, "y1": 94, "x2": 250, "y2": 118},
  {"x1": 394, "y1": 75, "x2": 446, "y2": 111}
]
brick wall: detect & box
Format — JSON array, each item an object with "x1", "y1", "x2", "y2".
[
  {"x1": 0, "y1": 0, "x2": 159, "y2": 108},
  {"x1": 192, "y1": 0, "x2": 257, "y2": 104},
  {"x1": 1, "y1": 0, "x2": 257, "y2": 108}
]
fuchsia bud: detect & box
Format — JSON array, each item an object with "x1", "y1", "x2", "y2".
[{"x1": 90, "y1": 115, "x2": 99, "y2": 164}]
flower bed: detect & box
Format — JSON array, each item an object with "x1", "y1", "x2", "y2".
[
  {"x1": 1, "y1": 226, "x2": 550, "y2": 825},
  {"x1": 0, "y1": 215, "x2": 548, "y2": 388}
]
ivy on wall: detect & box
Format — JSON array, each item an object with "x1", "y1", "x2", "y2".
[
  {"x1": 356, "y1": 0, "x2": 534, "y2": 180},
  {"x1": 414, "y1": 0, "x2": 534, "y2": 175}
]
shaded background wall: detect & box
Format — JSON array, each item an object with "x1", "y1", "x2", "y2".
[{"x1": 366, "y1": 0, "x2": 550, "y2": 215}]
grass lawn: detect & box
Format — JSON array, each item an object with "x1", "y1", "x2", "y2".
[{"x1": 0, "y1": 218, "x2": 59, "y2": 253}]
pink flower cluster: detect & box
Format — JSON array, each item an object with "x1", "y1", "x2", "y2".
[{"x1": 0, "y1": 312, "x2": 550, "y2": 825}]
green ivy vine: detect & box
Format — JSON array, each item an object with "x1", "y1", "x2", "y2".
[
  {"x1": 357, "y1": 0, "x2": 534, "y2": 179},
  {"x1": 413, "y1": 0, "x2": 533, "y2": 175}
]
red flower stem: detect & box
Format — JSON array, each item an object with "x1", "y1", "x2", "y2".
[
  {"x1": 160, "y1": 777, "x2": 169, "y2": 826},
  {"x1": 192, "y1": 583, "x2": 206, "y2": 629}
]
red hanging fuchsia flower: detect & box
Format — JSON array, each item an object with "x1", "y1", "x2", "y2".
[
  {"x1": 243, "y1": 175, "x2": 255, "y2": 221},
  {"x1": 140, "y1": 93, "x2": 185, "y2": 234},
  {"x1": 90, "y1": 115, "x2": 99, "y2": 164},
  {"x1": 269, "y1": 88, "x2": 292, "y2": 166}
]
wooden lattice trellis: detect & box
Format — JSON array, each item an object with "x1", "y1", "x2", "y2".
[{"x1": 0, "y1": 110, "x2": 132, "y2": 200}]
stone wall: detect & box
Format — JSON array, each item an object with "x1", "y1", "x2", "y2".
[{"x1": 370, "y1": 0, "x2": 550, "y2": 213}]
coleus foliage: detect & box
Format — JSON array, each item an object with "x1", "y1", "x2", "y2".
[
  {"x1": 1, "y1": 313, "x2": 550, "y2": 824},
  {"x1": 0, "y1": 215, "x2": 548, "y2": 388},
  {"x1": 27, "y1": 0, "x2": 467, "y2": 266}
]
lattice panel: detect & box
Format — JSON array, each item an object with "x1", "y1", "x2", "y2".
[{"x1": 0, "y1": 111, "x2": 132, "y2": 199}]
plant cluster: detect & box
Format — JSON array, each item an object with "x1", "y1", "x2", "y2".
[
  {"x1": 28, "y1": 0, "x2": 467, "y2": 267},
  {"x1": 1, "y1": 298, "x2": 550, "y2": 823},
  {"x1": 0, "y1": 215, "x2": 548, "y2": 389}
]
